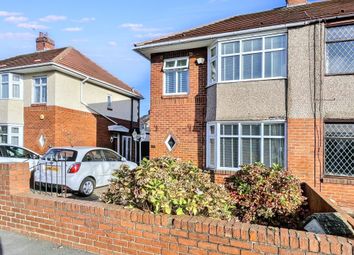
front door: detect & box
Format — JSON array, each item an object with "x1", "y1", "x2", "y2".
[{"x1": 122, "y1": 136, "x2": 132, "y2": 161}]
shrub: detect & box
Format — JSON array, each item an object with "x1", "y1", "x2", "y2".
[
  {"x1": 101, "y1": 157, "x2": 234, "y2": 220},
  {"x1": 225, "y1": 163, "x2": 306, "y2": 227}
]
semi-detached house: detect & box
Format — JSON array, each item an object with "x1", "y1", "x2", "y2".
[
  {"x1": 0, "y1": 33, "x2": 142, "y2": 161},
  {"x1": 134, "y1": 0, "x2": 354, "y2": 208}
]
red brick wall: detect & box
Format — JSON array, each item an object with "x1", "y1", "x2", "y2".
[
  {"x1": 288, "y1": 118, "x2": 354, "y2": 208},
  {"x1": 0, "y1": 163, "x2": 352, "y2": 255},
  {"x1": 24, "y1": 105, "x2": 138, "y2": 155},
  {"x1": 150, "y1": 48, "x2": 207, "y2": 168}
]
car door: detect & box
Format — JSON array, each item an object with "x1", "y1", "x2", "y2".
[
  {"x1": 102, "y1": 149, "x2": 123, "y2": 185},
  {"x1": 1, "y1": 146, "x2": 39, "y2": 170},
  {"x1": 81, "y1": 150, "x2": 106, "y2": 187}
]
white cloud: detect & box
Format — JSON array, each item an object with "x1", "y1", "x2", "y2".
[
  {"x1": 120, "y1": 23, "x2": 159, "y2": 32},
  {"x1": 39, "y1": 15, "x2": 67, "y2": 22},
  {"x1": 76, "y1": 17, "x2": 95, "y2": 23},
  {"x1": 0, "y1": 32, "x2": 35, "y2": 40},
  {"x1": 108, "y1": 41, "x2": 117, "y2": 47},
  {"x1": 134, "y1": 32, "x2": 165, "y2": 39},
  {"x1": 62, "y1": 27, "x2": 82, "y2": 32},
  {"x1": 4, "y1": 16, "x2": 28, "y2": 23},
  {"x1": 17, "y1": 22, "x2": 48, "y2": 30},
  {"x1": 0, "y1": 11, "x2": 22, "y2": 17}
]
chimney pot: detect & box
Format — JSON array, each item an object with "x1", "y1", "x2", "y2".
[
  {"x1": 286, "y1": 0, "x2": 308, "y2": 6},
  {"x1": 36, "y1": 32, "x2": 55, "y2": 51}
]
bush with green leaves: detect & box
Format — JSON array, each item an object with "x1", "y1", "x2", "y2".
[
  {"x1": 225, "y1": 163, "x2": 306, "y2": 227},
  {"x1": 101, "y1": 157, "x2": 234, "y2": 220}
]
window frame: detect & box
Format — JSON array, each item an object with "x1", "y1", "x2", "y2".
[
  {"x1": 325, "y1": 24, "x2": 354, "y2": 75},
  {"x1": 207, "y1": 32, "x2": 288, "y2": 86},
  {"x1": 0, "y1": 124, "x2": 24, "y2": 146},
  {"x1": 206, "y1": 120, "x2": 286, "y2": 170},
  {"x1": 107, "y1": 95, "x2": 113, "y2": 110},
  {"x1": 32, "y1": 76, "x2": 48, "y2": 104},
  {"x1": 0, "y1": 73, "x2": 23, "y2": 100},
  {"x1": 163, "y1": 57, "x2": 189, "y2": 96}
]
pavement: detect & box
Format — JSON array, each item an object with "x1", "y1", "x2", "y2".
[{"x1": 0, "y1": 229, "x2": 94, "y2": 255}]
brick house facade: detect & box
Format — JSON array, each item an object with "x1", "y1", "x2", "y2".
[
  {"x1": 0, "y1": 33, "x2": 141, "y2": 159},
  {"x1": 135, "y1": 0, "x2": 354, "y2": 208}
]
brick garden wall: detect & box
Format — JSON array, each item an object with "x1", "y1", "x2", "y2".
[
  {"x1": 0, "y1": 163, "x2": 353, "y2": 255},
  {"x1": 24, "y1": 105, "x2": 138, "y2": 155},
  {"x1": 150, "y1": 48, "x2": 207, "y2": 169}
]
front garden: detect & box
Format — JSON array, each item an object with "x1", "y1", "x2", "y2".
[{"x1": 101, "y1": 157, "x2": 309, "y2": 230}]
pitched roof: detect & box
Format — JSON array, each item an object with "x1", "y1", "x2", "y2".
[
  {"x1": 136, "y1": 0, "x2": 354, "y2": 47},
  {"x1": 0, "y1": 47, "x2": 141, "y2": 98}
]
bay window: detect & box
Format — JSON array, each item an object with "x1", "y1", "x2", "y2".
[
  {"x1": 163, "y1": 57, "x2": 189, "y2": 95},
  {"x1": 0, "y1": 125, "x2": 23, "y2": 146},
  {"x1": 208, "y1": 33, "x2": 287, "y2": 85},
  {"x1": 0, "y1": 73, "x2": 22, "y2": 99},
  {"x1": 207, "y1": 122, "x2": 285, "y2": 170}
]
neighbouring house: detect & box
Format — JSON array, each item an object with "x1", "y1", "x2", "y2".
[
  {"x1": 134, "y1": 0, "x2": 354, "y2": 208},
  {"x1": 0, "y1": 32, "x2": 143, "y2": 161},
  {"x1": 139, "y1": 113, "x2": 150, "y2": 160}
]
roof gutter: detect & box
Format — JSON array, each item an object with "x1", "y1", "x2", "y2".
[{"x1": 134, "y1": 13, "x2": 354, "y2": 58}]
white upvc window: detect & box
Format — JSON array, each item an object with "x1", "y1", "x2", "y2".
[
  {"x1": 107, "y1": 95, "x2": 113, "y2": 110},
  {"x1": 206, "y1": 121, "x2": 286, "y2": 170},
  {"x1": 0, "y1": 124, "x2": 23, "y2": 146},
  {"x1": 33, "y1": 76, "x2": 47, "y2": 103},
  {"x1": 163, "y1": 57, "x2": 189, "y2": 95},
  {"x1": 0, "y1": 73, "x2": 23, "y2": 99},
  {"x1": 207, "y1": 33, "x2": 287, "y2": 85}
]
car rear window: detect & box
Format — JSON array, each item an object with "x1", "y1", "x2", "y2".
[{"x1": 42, "y1": 149, "x2": 77, "y2": 161}]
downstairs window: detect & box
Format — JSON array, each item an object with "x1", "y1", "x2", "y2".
[{"x1": 207, "y1": 122, "x2": 285, "y2": 170}]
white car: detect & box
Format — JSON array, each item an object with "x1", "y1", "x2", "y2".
[
  {"x1": 34, "y1": 147, "x2": 137, "y2": 196},
  {"x1": 0, "y1": 144, "x2": 40, "y2": 170}
]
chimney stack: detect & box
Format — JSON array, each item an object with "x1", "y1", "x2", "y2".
[
  {"x1": 286, "y1": 0, "x2": 308, "y2": 6},
  {"x1": 36, "y1": 32, "x2": 55, "y2": 51}
]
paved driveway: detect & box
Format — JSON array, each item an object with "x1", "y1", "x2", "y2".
[{"x1": 0, "y1": 230, "x2": 94, "y2": 255}]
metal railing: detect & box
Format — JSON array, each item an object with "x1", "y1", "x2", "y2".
[{"x1": 30, "y1": 159, "x2": 69, "y2": 197}]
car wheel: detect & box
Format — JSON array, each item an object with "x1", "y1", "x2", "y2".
[{"x1": 79, "y1": 177, "x2": 95, "y2": 197}]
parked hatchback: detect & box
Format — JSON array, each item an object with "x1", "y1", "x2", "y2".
[
  {"x1": 34, "y1": 147, "x2": 137, "y2": 196},
  {"x1": 0, "y1": 144, "x2": 40, "y2": 170}
]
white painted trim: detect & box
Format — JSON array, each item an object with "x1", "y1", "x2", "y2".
[{"x1": 164, "y1": 134, "x2": 176, "y2": 151}]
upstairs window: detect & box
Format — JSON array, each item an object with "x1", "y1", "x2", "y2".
[
  {"x1": 163, "y1": 57, "x2": 189, "y2": 95},
  {"x1": 33, "y1": 76, "x2": 47, "y2": 103},
  {"x1": 326, "y1": 24, "x2": 354, "y2": 75},
  {"x1": 208, "y1": 33, "x2": 287, "y2": 85},
  {"x1": 0, "y1": 73, "x2": 22, "y2": 99},
  {"x1": 107, "y1": 95, "x2": 113, "y2": 110}
]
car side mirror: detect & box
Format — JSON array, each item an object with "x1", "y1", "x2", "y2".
[{"x1": 121, "y1": 157, "x2": 127, "y2": 162}]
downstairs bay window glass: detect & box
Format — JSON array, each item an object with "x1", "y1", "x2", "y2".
[
  {"x1": 0, "y1": 125, "x2": 23, "y2": 146},
  {"x1": 207, "y1": 122, "x2": 285, "y2": 170}
]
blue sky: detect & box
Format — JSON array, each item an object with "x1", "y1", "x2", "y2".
[{"x1": 0, "y1": 0, "x2": 316, "y2": 115}]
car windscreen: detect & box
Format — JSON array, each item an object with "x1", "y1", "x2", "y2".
[{"x1": 42, "y1": 149, "x2": 77, "y2": 161}]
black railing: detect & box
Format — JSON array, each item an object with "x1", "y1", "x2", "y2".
[{"x1": 31, "y1": 159, "x2": 69, "y2": 197}]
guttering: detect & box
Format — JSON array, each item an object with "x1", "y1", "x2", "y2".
[
  {"x1": 80, "y1": 76, "x2": 118, "y2": 125},
  {"x1": 134, "y1": 13, "x2": 354, "y2": 58}
]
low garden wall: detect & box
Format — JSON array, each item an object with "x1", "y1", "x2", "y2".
[{"x1": 0, "y1": 163, "x2": 353, "y2": 255}]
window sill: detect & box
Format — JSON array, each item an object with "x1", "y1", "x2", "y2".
[
  {"x1": 31, "y1": 103, "x2": 47, "y2": 107},
  {"x1": 161, "y1": 94, "x2": 189, "y2": 99},
  {"x1": 207, "y1": 168, "x2": 238, "y2": 175},
  {"x1": 325, "y1": 73, "x2": 354, "y2": 77},
  {"x1": 322, "y1": 176, "x2": 354, "y2": 185}
]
